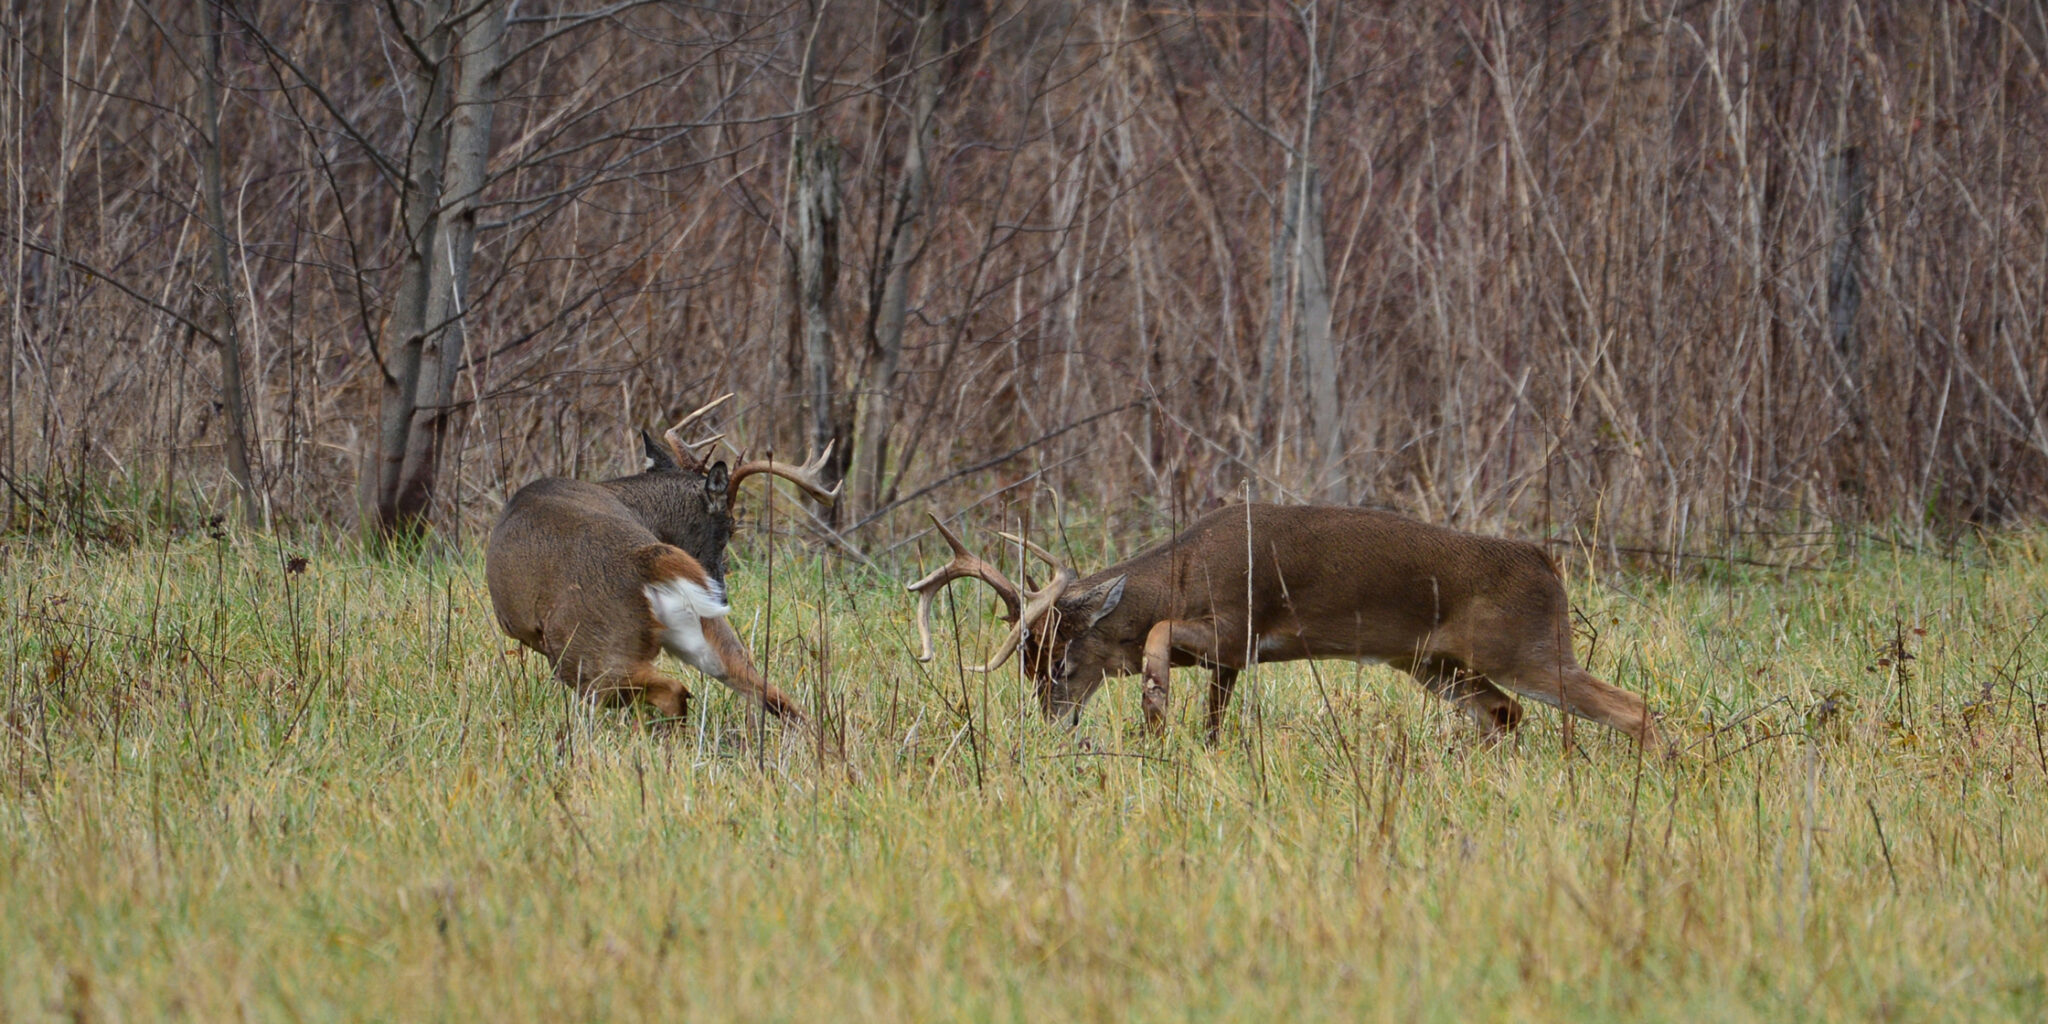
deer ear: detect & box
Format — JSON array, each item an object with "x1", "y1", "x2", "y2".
[
  {"x1": 642, "y1": 429, "x2": 680, "y2": 472},
  {"x1": 706, "y1": 461, "x2": 730, "y2": 497},
  {"x1": 1066, "y1": 574, "x2": 1125, "y2": 628}
]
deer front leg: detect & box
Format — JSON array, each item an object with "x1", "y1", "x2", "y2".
[
  {"x1": 1141, "y1": 620, "x2": 1229, "y2": 733},
  {"x1": 1141, "y1": 621, "x2": 1176, "y2": 730}
]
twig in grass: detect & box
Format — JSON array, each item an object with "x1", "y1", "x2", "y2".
[
  {"x1": 1044, "y1": 749, "x2": 1183, "y2": 768},
  {"x1": 1376, "y1": 731, "x2": 1408, "y2": 859},
  {"x1": 1546, "y1": 539, "x2": 1824, "y2": 573},
  {"x1": 1986, "y1": 609, "x2": 2048, "y2": 776},
  {"x1": 1710, "y1": 729, "x2": 1804, "y2": 765},
  {"x1": 1681, "y1": 695, "x2": 1793, "y2": 758},
  {"x1": 1623, "y1": 703, "x2": 1646, "y2": 870},
  {"x1": 1866, "y1": 797, "x2": 1899, "y2": 895},
  {"x1": 550, "y1": 782, "x2": 599, "y2": 867}
]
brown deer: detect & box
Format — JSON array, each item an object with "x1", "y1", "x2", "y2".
[
  {"x1": 908, "y1": 503, "x2": 1659, "y2": 748},
  {"x1": 486, "y1": 396, "x2": 838, "y2": 722}
]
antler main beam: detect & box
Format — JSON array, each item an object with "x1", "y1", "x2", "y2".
[
  {"x1": 906, "y1": 515, "x2": 1023, "y2": 663},
  {"x1": 904, "y1": 514, "x2": 1074, "y2": 670},
  {"x1": 728, "y1": 441, "x2": 842, "y2": 505}
]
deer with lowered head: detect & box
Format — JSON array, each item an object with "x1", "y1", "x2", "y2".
[
  {"x1": 486, "y1": 396, "x2": 838, "y2": 723},
  {"x1": 909, "y1": 503, "x2": 1659, "y2": 748}
]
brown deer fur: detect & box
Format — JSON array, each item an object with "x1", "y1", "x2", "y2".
[
  {"x1": 487, "y1": 412, "x2": 836, "y2": 723},
  {"x1": 910, "y1": 503, "x2": 1658, "y2": 748}
]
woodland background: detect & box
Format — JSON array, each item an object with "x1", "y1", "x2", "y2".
[{"x1": 3, "y1": 0, "x2": 2046, "y2": 551}]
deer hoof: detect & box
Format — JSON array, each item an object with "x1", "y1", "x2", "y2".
[{"x1": 1141, "y1": 687, "x2": 1169, "y2": 730}]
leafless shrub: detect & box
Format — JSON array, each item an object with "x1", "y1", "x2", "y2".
[{"x1": 2, "y1": 1, "x2": 2042, "y2": 547}]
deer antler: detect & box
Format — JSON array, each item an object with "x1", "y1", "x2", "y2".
[
  {"x1": 905, "y1": 514, "x2": 1073, "y2": 670},
  {"x1": 661, "y1": 393, "x2": 734, "y2": 469},
  {"x1": 728, "y1": 441, "x2": 842, "y2": 505},
  {"x1": 981, "y1": 531, "x2": 1074, "y2": 671}
]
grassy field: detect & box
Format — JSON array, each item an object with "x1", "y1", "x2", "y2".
[{"x1": 3, "y1": 518, "x2": 2046, "y2": 1022}]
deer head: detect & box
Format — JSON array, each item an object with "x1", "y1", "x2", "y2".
[
  {"x1": 611, "y1": 394, "x2": 842, "y2": 582},
  {"x1": 906, "y1": 514, "x2": 1129, "y2": 720}
]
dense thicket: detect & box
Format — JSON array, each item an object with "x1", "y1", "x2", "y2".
[{"x1": 4, "y1": 1, "x2": 2044, "y2": 549}]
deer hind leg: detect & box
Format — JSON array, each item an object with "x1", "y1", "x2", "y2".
[
  {"x1": 695, "y1": 616, "x2": 807, "y2": 722},
  {"x1": 1493, "y1": 660, "x2": 1657, "y2": 747},
  {"x1": 547, "y1": 655, "x2": 689, "y2": 722},
  {"x1": 1406, "y1": 656, "x2": 1524, "y2": 741},
  {"x1": 646, "y1": 569, "x2": 807, "y2": 723},
  {"x1": 627, "y1": 664, "x2": 694, "y2": 721}
]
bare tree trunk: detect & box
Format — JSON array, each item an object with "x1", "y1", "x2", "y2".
[
  {"x1": 369, "y1": 0, "x2": 506, "y2": 539},
  {"x1": 1255, "y1": 172, "x2": 1290, "y2": 456},
  {"x1": 369, "y1": 0, "x2": 451, "y2": 536},
  {"x1": 790, "y1": 2, "x2": 846, "y2": 513},
  {"x1": 4, "y1": 13, "x2": 22, "y2": 526},
  {"x1": 196, "y1": 0, "x2": 261, "y2": 526},
  {"x1": 794, "y1": 138, "x2": 839, "y2": 463},
  {"x1": 854, "y1": 0, "x2": 945, "y2": 517},
  {"x1": 1292, "y1": 161, "x2": 1340, "y2": 498},
  {"x1": 392, "y1": 0, "x2": 507, "y2": 528},
  {"x1": 1253, "y1": 4, "x2": 1340, "y2": 499},
  {"x1": 1826, "y1": 143, "x2": 1866, "y2": 427},
  {"x1": 1289, "y1": 5, "x2": 1340, "y2": 500}
]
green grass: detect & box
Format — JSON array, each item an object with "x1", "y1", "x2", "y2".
[{"x1": 3, "y1": 522, "x2": 2046, "y2": 1021}]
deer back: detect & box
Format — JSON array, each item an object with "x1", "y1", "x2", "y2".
[{"x1": 1031, "y1": 504, "x2": 1573, "y2": 685}]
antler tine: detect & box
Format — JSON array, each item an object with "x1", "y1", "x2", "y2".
[
  {"x1": 905, "y1": 514, "x2": 1025, "y2": 662},
  {"x1": 729, "y1": 440, "x2": 842, "y2": 505},
  {"x1": 995, "y1": 531, "x2": 1065, "y2": 572},
  {"x1": 970, "y1": 565, "x2": 1073, "y2": 675},
  {"x1": 678, "y1": 432, "x2": 724, "y2": 462},
  {"x1": 672, "y1": 392, "x2": 733, "y2": 435},
  {"x1": 660, "y1": 394, "x2": 735, "y2": 469}
]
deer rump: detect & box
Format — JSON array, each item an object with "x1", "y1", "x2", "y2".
[{"x1": 486, "y1": 478, "x2": 798, "y2": 722}]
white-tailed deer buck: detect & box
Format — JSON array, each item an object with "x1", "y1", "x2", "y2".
[
  {"x1": 487, "y1": 396, "x2": 839, "y2": 722},
  {"x1": 909, "y1": 503, "x2": 1659, "y2": 748}
]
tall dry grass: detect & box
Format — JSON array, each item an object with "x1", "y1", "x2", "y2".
[
  {"x1": 3, "y1": 518, "x2": 2046, "y2": 1019},
  {"x1": 3, "y1": 1, "x2": 2044, "y2": 546}
]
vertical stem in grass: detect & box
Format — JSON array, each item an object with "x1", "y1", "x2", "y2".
[
  {"x1": 441, "y1": 573, "x2": 454, "y2": 677},
  {"x1": 1988, "y1": 608, "x2": 2047, "y2": 776},
  {"x1": 975, "y1": 567, "x2": 990, "y2": 786},
  {"x1": 1623, "y1": 708, "x2": 1645, "y2": 871},
  {"x1": 210, "y1": 515, "x2": 227, "y2": 723},
  {"x1": 1885, "y1": 615, "x2": 1915, "y2": 729},
  {"x1": 1376, "y1": 731, "x2": 1406, "y2": 861},
  {"x1": 1798, "y1": 740, "x2": 1818, "y2": 934},
  {"x1": 1289, "y1": 561, "x2": 1367, "y2": 820},
  {"x1": 961, "y1": 607, "x2": 982, "y2": 793},
  {"x1": 814, "y1": 546, "x2": 827, "y2": 771},
  {"x1": 33, "y1": 580, "x2": 55, "y2": 781},
  {"x1": 886, "y1": 594, "x2": 902, "y2": 743},
  {"x1": 942, "y1": 573, "x2": 981, "y2": 792},
  {"x1": 1242, "y1": 494, "x2": 1267, "y2": 803},
  {"x1": 761, "y1": 455, "x2": 775, "y2": 772},
  {"x1": 1752, "y1": 743, "x2": 1765, "y2": 873},
  {"x1": 1866, "y1": 796, "x2": 1899, "y2": 895}
]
